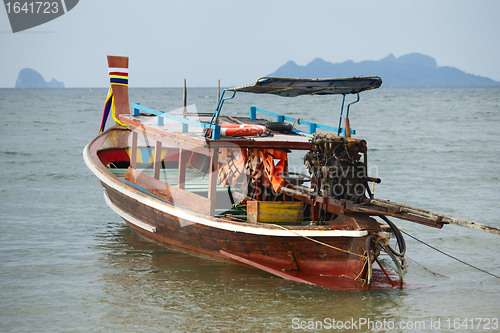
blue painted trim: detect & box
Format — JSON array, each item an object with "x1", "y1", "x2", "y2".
[
  {"x1": 131, "y1": 103, "x2": 221, "y2": 139},
  {"x1": 249, "y1": 106, "x2": 355, "y2": 135},
  {"x1": 291, "y1": 129, "x2": 313, "y2": 138},
  {"x1": 110, "y1": 78, "x2": 128, "y2": 85},
  {"x1": 308, "y1": 123, "x2": 316, "y2": 134},
  {"x1": 132, "y1": 103, "x2": 140, "y2": 116},
  {"x1": 157, "y1": 111, "x2": 164, "y2": 126},
  {"x1": 249, "y1": 106, "x2": 257, "y2": 120}
]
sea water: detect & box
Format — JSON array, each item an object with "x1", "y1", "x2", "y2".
[{"x1": 0, "y1": 87, "x2": 499, "y2": 332}]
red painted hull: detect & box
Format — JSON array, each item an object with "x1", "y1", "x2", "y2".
[
  {"x1": 100, "y1": 181, "x2": 413, "y2": 290},
  {"x1": 104, "y1": 183, "x2": 364, "y2": 275}
]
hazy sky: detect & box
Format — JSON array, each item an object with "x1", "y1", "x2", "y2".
[{"x1": 1, "y1": 0, "x2": 499, "y2": 88}]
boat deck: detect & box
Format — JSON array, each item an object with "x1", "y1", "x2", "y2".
[{"x1": 117, "y1": 106, "x2": 321, "y2": 150}]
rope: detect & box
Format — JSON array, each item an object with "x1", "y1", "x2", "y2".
[
  {"x1": 226, "y1": 115, "x2": 243, "y2": 124},
  {"x1": 267, "y1": 223, "x2": 367, "y2": 259},
  {"x1": 401, "y1": 230, "x2": 500, "y2": 280},
  {"x1": 354, "y1": 257, "x2": 368, "y2": 285},
  {"x1": 405, "y1": 256, "x2": 451, "y2": 279}
]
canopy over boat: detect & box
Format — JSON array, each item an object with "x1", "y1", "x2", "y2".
[{"x1": 228, "y1": 76, "x2": 382, "y2": 97}]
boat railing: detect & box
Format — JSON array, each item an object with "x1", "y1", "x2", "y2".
[
  {"x1": 131, "y1": 103, "x2": 222, "y2": 139},
  {"x1": 130, "y1": 102, "x2": 355, "y2": 139},
  {"x1": 249, "y1": 106, "x2": 355, "y2": 136}
]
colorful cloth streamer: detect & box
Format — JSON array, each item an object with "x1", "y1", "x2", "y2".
[{"x1": 99, "y1": 67, "x2": 128, "y2": 133}]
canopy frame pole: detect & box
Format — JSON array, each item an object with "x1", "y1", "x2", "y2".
[
  {"x1": 337, "y1": 94, "x2": 346, "y2": 136},
  {"x1": 345, "y1": 93, "x2": 360, "y2": 119},
  {"x1": 344, "y1": 93, "x2": 360, "y2": 138},
  {"x1": 206, "y1": 89, "x2": 236, "y2": 136}
]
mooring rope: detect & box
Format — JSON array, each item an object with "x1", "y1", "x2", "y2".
[
  {"x1": 269, "y1": 223, "x2": 367, "y2": 259},
  {"x1": 405, "y1": 256, "x2": 451, "y2": 279},
  {"x1": 401, "y1": 230, "x2": 500, "y2": 280},
  {"x1": 354, "y1": 257, "x2": 369, "y2": 284}
]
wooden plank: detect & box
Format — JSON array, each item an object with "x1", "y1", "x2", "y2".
[
  {"x1": 208, "y1": 147, "x2": 219, "y2": 216},
  {"x1": 352, "y1": 204, "x2": 443, "y2": 228},
  {"x1": 153, "y1": 140, "x2": 162, "y2": 180},
  {"x1": 247, "y1": 201, "x2": 303, "y2": 223},
  {"x1": 125, "y1": 167, "x2": 210, "y2": 215},
  {"x1": 178, "y1": 149, "x2": 186, "y2": 190},
  {"x1": 130, "y1": 131, "x2": 138, "y2": 169},
  {"x1": 369, "y1": 198, "x2": 500, "y2": 235}
]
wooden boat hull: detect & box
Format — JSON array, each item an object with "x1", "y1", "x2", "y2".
[
  {"x1": 103, "y1": 181, "x2": 366, "y2": 276},
  {"x1": 84, "y1": 128, "x2": 410, "y2": 290}
]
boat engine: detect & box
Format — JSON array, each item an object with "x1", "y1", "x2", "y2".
[{"x1": 304, "y1": 133, "x2": 370, "y2": 203}]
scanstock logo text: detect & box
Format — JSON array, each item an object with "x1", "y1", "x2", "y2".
[{"x1": 3, "y1": 0, "x2": 79, "y2": 33}]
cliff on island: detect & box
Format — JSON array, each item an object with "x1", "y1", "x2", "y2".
[
  {"x1": 15, "y1": 68, "x2": 64, "y2": 88},
  {"x1": 269, "y1": 53, "x2": 500, "y2": 87}
]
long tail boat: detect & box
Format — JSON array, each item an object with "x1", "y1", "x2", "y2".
[{"x1": 83, "y1": 56, "x2": 500, "y2": 290}]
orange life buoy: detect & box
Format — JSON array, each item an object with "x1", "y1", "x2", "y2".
[{"x1": 220, "y1": 124, "x2": 267, "y2": 137}]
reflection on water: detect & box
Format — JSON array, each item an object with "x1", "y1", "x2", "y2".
[{"x1": 93, "y1": 225, "x2": 411, "y2": 332}]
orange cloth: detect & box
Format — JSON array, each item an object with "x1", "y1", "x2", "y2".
[{"x1": 260, "y1": 149, "x2": 287, "y2": 193}]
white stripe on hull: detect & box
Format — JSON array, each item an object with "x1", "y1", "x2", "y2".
[{"x1": 103, "y1": 189, "x2": 157, "y2": 233}]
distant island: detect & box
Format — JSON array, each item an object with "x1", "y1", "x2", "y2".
[
  {"x1": 269, "y1": 53, "x2": 500, "y2": 87},
  {"x1": 15, "y1": 68, "x2": 64, "y2": 88}
]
